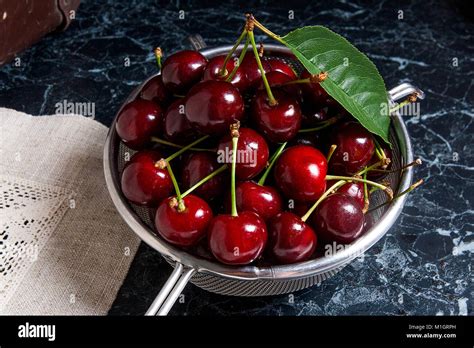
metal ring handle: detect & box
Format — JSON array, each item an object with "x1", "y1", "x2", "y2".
[
  {"x1": 145, "y1": 263, "x2": 196, "y2": 316},
  {"x1": 388, "y1": 82, "x2": 425, "y2": 102}
]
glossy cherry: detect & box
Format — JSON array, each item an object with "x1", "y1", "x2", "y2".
[
  {"x1": 202, "y1": 55, "x2": 249, "y2": 91},
  {"x1": 267, "y1": 212, "x2": 317, "y2": 264},
  {"x1": 121, "y1": 150, "x2": 172, "y2": 206},
  {"x1": 266, "y1": 58, "x2": 297, "y2": 79},
  {"x1": 329, "y1": 121, "x2": 375, "y2": 175},
  {"x1": 181, "y1": 152, "x2": 225, "y2": 201},
  {"x1": 311, "y1": 193, "x2": 364, "y2": 244},
  {"x1": 301, "y1": 105, "x2": 330, "y2": 127},
  {"x1": 163, "y1": 98, "x2": 196, "y2": 144},
  {"x1": 300, "y1": 69, "x2": 329, "y2": 106},
  {"x1": 208, "y1": 211, "x2": 267, "y2": 265},
  {"x1": 240, "y1": 55, "x2": 271, "y2": 88},
  {"x1": 116, "y1": 99, "x2": 162, "y2": 150},
  {"x1": 251, "y1": 89, "x2": 302, "y2": 143},
  {"x1": 274, "y1": 145, "x2": 327, "y2": 202},
  {"x1": 138, "y1": 75, "x2": 171, "y2": 107},
  {"x1": 185, "y1": 80, "x2": 245, "y2": 135},
  {"x1": 161, "y1": 50, "x2": 207, "y2": 94},
  {"x1": 225, "y1": 181, "x2": 283, "y2": 221},
  {"x1": 256, "y1": 71, "x2": 301, "y2": 100},
  {"x1": 327, "y1": 180, "x2": 365, "y2": 209},
  {"x1": 155, "y1": 195, "x2": 213, "y2": 247},
  {"x1": 217, "y1": 127, "x2": 269, "y2": 180}
]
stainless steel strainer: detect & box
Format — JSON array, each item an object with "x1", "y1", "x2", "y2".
[{"x1": 103, "y1": 43, "x2": 424, "y2": 316}]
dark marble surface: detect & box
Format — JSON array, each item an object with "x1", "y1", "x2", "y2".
[{"x1": 0, "y1": 0, "x2": 472, "y2": 316}]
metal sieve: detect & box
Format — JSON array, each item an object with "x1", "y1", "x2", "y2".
[{"x1": 103, "y1": 42, "x2": 424, "y2": 316}]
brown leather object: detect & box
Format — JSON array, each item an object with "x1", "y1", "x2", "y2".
[{"x1": 0, "y1": 0, "x2": 80, "y2": 66}]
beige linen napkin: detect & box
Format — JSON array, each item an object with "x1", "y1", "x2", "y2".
[{"x1": 0, "y1": 108, "x2": 140, "y2": 315}]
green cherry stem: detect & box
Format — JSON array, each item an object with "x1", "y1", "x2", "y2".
[
  {"x1": 301, "y1": 180, "x2": 346, "y2": 222},
  {"x1": 220, "y1": 28, "x2": 247, "y2": 77},
  {"x1": 181, "y1": 164, "x2": 228, "y2": 198},
  {"x1": 154, "y1": 47, "x2": 162, "y2": 70},
  {"x1": 298, "y1": 115, "x2": 342, "y2": 133},
  {"x1": 248, "y1": 29, "x2": 277, "y2": 106},
  {"x1": 282, "y1": 78, "x2": 311, "y2": 85},
  {"x1": 164, "y1": 135, "x2": 210, "y2": 162},
  {"x1": 326, "y1": 144, "x2": 337, "y2": 162},
  {"x1": 151, "y1": 137, "x2": 215, "y2": 152},
  {"x1": 258, "y1": 142, "x2": 287, "y2": 186},
  {"x1": 389, "y1": 93, "x2": 418, "y2": 114},
  {"x1": 368, "y1": 179, "x2": 423, "y2": 213},
  {"x1": 251, "y1": 16, "x2": 285, "y2": 45},
  {"x1": 325, "y1": 175, "x2": 393, "y2": 199},
  {"x1": 226, "y1": 34, "x2": 250, "y2": 82},
  {"x1": 230, "y1": 124, "x2": 240, "y2": 217},
  {"x1": 164, "y1": 161, "x2": 185, "y2": 212},
  {"x1": 363, "y1": 170, "x2": 369, "y2": 213},
  {"x1": 373, "y1": 137, "x2": 387, "y2": 161}
]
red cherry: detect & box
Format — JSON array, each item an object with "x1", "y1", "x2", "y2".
[
  {"x1": 301, "y1": 105, "x2": 330, "y2": 127},
  {"x1": 116, "y1": 99, "x2": 162, "y2": 150},
  {"x1": 310, "y1": 193, "x2": 364, "y2": 244},
  {"x1": 155, "y1": 195, "x2": 213, "y2": 247},
  {"x1": 217, "y1": 127, "x2": 269, "y2": 180},
  {"x1": 266, "y1": 58, "x2": 297, "y2": 79},
  {"x1": 327, "y1": 180, "x2": 365, "y2": 209},
  {"x1": 163, "y1": 98, "x2": 196, "y2": 144},
  {"x1": 138, "y1": 75, "x2": 171, "y2": 107},
  {"x1": 225, "y1": 181, "x2": 283, "y2": 221},
  {"x1": 251, "y1": 89, "x2": 302, "y2": 143},
  {"x1": 240, "y1": 55, "x2": 271, "y2": 88},
  {"x1": 202, "y1": 55, "x2": 249, "y2": 92},
  {"x1": 329, "y1": 121, "x2": 375, "y2": 175},
  {"x1": 121, "y1": 150, "x2": 172, "y2": 206},
  {"x1": 185, "y1": 80, "x2": 245, "y2": 135},
  {"x1": 274, "y1": 145, "x2": 327, "y2": 202},
  {"x1": 161, "y1": 50, "x2": 207, "y2": 94},
  {"x1": 181, "y1": 152, "x2": 225, "y2": 201},
  {"x1": 301, "y1": 69, "x2": 329, "y2": 106},
  {"x1": 256, "y1": 71, "x2": 301, "y2": 100},
  {"x1": 267, "y1": 212, "x2": 317, "y2": 264},
  {"x1": 208, "y1": 211, "x2": 267, "y2": 265}
]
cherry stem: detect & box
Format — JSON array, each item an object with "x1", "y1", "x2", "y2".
[
  {"x1": 326, "y1": 144, "x2": 337, "y2": 162},
  {"x1": 356, "y1": 158, "x2": 390, "y2": 176},
  {"x1": 181, "y1": 164, "x2": 228, "y2": 198},
  {"x1": 389, "y1": 93, "x2": 418, "y2": 114},
  {"x1": 165, "y1": 161, "x2": 185, "y2": 212},
  {"x1": 373, "y1": 137, "x2": 387, "y2": 161},
  {"x1": 220, "y1": 28, "x2": 247, "y2": 77},
  {"x1": 363, "y1": 170, "x2": 369, "y2": 214},
  {"x1": 258, "y1": 142, "x2": 287, "y2": 186},
  {"x1": 298, "y1": 115, "x2": 342, "y2": 133},
  {"x1": 301, "y1": 180, "x2": 346, "y2": 222},
  {"x1": 248, "y1": 30, "x2": 277, "y2": 106},
  {"x1": 151, "y1": 137, "x2": 215, "y2": 152},
  {"x1": 230, "y1": 126, "x2": 240, "y2": 217},
  {"x1": 369, "y1": 158, "x2": 422, "y2": 174},
  {"x1": 326, "y1": 174, "x2": 393, "y2": 198},
  {"x1": 226, "y1": 34, "x2": 250, "y2": 82},
  {"x1": 164, "y1": 135, "x2": 210, "y2": 162},
  {"x1": 282, "y1": 78, "x2": 311, "y2": 85},
  {"x1": 251, "y1": 16, "x2": 285, "y2": 45},
  {"x1": 368, "y1": 179, "x2": 423, "y2": 213},
  {"x1": 154, "y1": 47, "x2": 162, "y2": 70}
]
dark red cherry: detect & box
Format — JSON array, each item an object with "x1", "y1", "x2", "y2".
[
  {"x1": 116, "y1": 99, "x2": 162, "y2": 150},
  {"x1": 155, "y1": 195, "x2": 213, "y2": 247},
  {"x1": 121, "y1": 150, "x2": 172, "y2": 206},
  {"x1": 301, "y1": 105, "x2": 330, "y2": 127},
  {"x1": 267, "y1": 212, "x2": 317, "y2": 264},
  {"x1": 181, "y1": 152, "x2": 225, "y2": 201},
  {"x1": 327, "y1": 180, "x2": 365, "y2": 209},
  {"x1": 288, "y1": 132, "x2": 322, "y2": 148},
  {"x1": 138, "y1": 75, "x2": 171, "y2": 107},
  {"x1": 329, "y1": 121, "x2": 375, "y2": 175},
  {"x1": 208, "y1": 211, "x2": 267, "y2": 265},
  {"x1": 256, "y1": 71, "x2": 301, "y2": 100},
  {"x1": 225, "y1": 181, "x2": 283, "y2": 221},
  {"x1": 217, "y1": 127, "x2": 269, "y2": 180},
  {"x1": 202, "y1": 55, "x2": 249, "y2": 92},
  {"x1": 185, "y1": 80, "x2": 245, "y2": 135},
  {"x1": 266, "y1": 58, "x2": 297, "y2": 79},
  {"x1": 274, "y1": 145, "x2": 327, "y2": 202},
  {"x1": 311, "y1": 193, "x2": 364, "y2": 244},
  {"x1": 161, "y1": 50, "x2": 207, "y2": 94},
  {"x1": 300, "y1": 69, "x2": 329, "y2": 106},
  {"x1": 240, "y1": 55, "x2": 271, "y2": 88},
  {"x1": 163, "y1": 98, "x2": 196, "y2": 144},
  {"x1": 251, "y1": 89, "x2": 302, "y2": 143}
]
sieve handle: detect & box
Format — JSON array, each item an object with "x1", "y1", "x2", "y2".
[
  {"x1": 388, "y1": 83, "x2": 425, "y2": 102},
  {"x1": 145, "y1": 262, "x2": 196, "y2": 316}
]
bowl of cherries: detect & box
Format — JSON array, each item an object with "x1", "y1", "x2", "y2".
[{"x1": 104, "y1": 15, "x2": 424, "y2": 315}]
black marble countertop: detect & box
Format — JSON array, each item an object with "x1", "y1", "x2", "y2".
[{"x1": 1, "y1": 0, "x2": 472, "y2": 316}]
